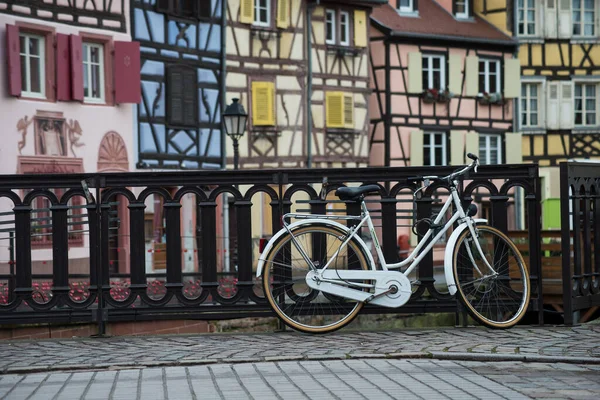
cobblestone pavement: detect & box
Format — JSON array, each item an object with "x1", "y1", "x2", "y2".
[
  {"x1": 0, "y1": 324, "x2": 598, "y2": 375},
  {"x1": 1, "y1": 359, "x2": 599, "y2": 399}
]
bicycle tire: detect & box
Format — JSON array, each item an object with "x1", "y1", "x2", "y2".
[
  {"x1": 452, "y1": 225, "x2": 530, "y2": 329},
  {"x1": 262, "y1": 224, "x2": 370, "y2": 334}
]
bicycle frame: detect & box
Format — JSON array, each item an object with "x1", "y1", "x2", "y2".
[{"x1": 281, "y1": 182, "x2": 493, "y2": 280}]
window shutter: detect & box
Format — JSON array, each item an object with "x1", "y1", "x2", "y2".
[
  {"x1": 326, "y1": 92, "x2": 344, "y2": 128},
  {"x1": 167, "y1": 66, "x2": 197, "y2": 126},
  {"x1": 503, "y1": 58, "x2": 521, "y2": 99},
  {"x1": 450, "y1": 130, "x2": 465, "y2": 166},
  {"x1": 56, "y1": 34, "x2": 71, "y2": 101},
  {"x1": 198, "y1": 0, "x2": 212, "y2": 18},
  {"x1": 277, "y1": 0, "x2": 289, "y2": 29},
  {"x1": 407, "y1": 52, "x2": 422, "y2": 93},
  {"x1": 353, "y1": 10, "x2": 367, "y2": 48},
  {"x1": 240, "y1": 0, "x2": 254, "y2": 24},
  {"x1": 409, "y1": 130, "x2": 424, "y2": 166},
  {"x1": 505, "y1": 133, "x2": 523, "y2": 164},
  {"x1": 343, "y1": 93, "x2": 354, "y2": 128},
  {"x1": 6, "y1": 24, "x2": 21, "y2": 97},
  {"x1": 448, "y1": 54, "x2": 462, "y2": 95},
  {"x1": 252, "y1": 81, "x2": 275, "y2": 126},
  {"x1": 559, "y1": 81, "x2": 573, "y2": 129},
  {"x1": 545, "y1": 0, "x2": 558, "y2": 38},
  {"x1": 114, "y1": 41, "x2": 141, "y2": 104},
  {"x1": 546, "y1": 81, "x2": 559, "y2": 129},
  {"x1": 465, "y1": 56, "x2": 479, "y2": 96},
  {"x1": 557, "y1": 0, "x2": 572, "y2": 39},
  {"x1": 69, "y1": 34, "x2": 84, "y2": 101}
]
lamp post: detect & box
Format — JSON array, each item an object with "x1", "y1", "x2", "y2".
[{"x1": 223, "y1": 98, "x2": 248, "y2": 170}]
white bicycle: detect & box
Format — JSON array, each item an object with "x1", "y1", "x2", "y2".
[{"x1": 257, "y1": 154, "x2": 530, "y2": 333}]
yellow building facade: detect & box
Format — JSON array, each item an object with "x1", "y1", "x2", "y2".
[{"x1": 476, "y1": 0, "x2": 600, "y2": 228}]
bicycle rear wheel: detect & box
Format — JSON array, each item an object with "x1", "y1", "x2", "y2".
[
  {"x1": 452, "y1": 225, "x2": 530, "y2": 328},
  {"x1": 262, "y1": 225, "x2": 369, "y2": 334}
]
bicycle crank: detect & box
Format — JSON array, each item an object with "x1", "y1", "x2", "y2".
[{"x1": 305, "y1": 270, "x2": 412, "y2": 308}]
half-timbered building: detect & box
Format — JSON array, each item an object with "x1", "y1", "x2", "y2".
[
  {"x1": 476, "y1": 0, "x2": 600, "y2": 229},
  {"x1": 0, "y1": 1, "x2": 140, "y2": 285},
  {"x1": 226, "y1": 0, "x2": 385, "y2": 169}
]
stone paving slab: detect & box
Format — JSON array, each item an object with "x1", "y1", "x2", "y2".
[
  {"x1": 0, "y1": 325, "x2": 598, "y2": 375},
  {"x1": 1, "y1": 359, "x2": 599, "y2": 400}
]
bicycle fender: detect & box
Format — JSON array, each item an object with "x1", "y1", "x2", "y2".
[
  {"x1": 256, "y1": 219, "x2": 377, "y2": 277},
  {"x1": 444, "y1": 219, "x2": 487, "y2": 296}
]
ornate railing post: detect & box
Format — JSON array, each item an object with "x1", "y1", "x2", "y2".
[
  {"x1": 13, "y1": 204, "x2": 32, "y2": 301},
  {"x1": 164, "y1": 201, "x2": 183, "y2": 295},
  {"x1": 51, "y1": 201, "x2": 70, "y2": 305},
  {"x1": 235, "y1": 199, "x2": 254, "y2": 300}
]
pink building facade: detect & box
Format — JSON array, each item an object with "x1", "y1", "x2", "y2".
[{"x1": 369, "y1": 0, "x2": 524, "y2": 243}]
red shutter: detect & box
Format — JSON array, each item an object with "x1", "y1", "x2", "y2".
[
  {"x1": 56, "y1": 33, "x2": 71, "y2": 101},
  {"x1": 69, "y1": 34, "x2": 83, "y2": 101},
  {"x1": 6, "y1": 24, "x2": 21, "y2": 97},
  {"x1": 114, "y1": 41, "x2": 141, "y2": 104}
]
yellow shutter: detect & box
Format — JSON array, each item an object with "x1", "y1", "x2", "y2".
[
  {"x1": 407, "y1": 52, "x2": 422, "y2": 93},
  {"x1": 326, "y1": 92, "x2": 344, "y2": 128},
  {"x1": 240, "y1": 0, "x2": 254, "y2": 24},
  {"x1": 353, "y1": 10, "x2": 367, "y2": 48},
  {"x1": 276, "y1": 0, "x2": 289, "y2": 29},
  {"x1": 343, "y1": 93, "x2": 354, "y2": 128},
  {"x1": 252, "y1": 81, "x2": 275, "y2": 126}
]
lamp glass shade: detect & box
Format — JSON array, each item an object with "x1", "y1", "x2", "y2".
[{"x1": 223, "y1": 98, "x2": 248, "y2": 141}]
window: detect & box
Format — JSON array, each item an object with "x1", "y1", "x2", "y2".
[
  {"x1": 574, "y1": 83, "x2": 598, "y2": 126},
  {"x1": 479, "y1": 59, "x2": 501, "y2": 94},
  {"x1": 521, "y1": 83, "x2": 540, "y2": 127},
  {"x1": 167, "y1": 66, "x2": 198, "y2": 127},
  {"x1": 455, "y1": 0, "x2": 469, "y2": 18},
  {"x1": 479, "y1": 134, "x2": 502, "y2": 164},
  {"x1": 399, "y1": 0, "x2": 416, "y2": 13},
  {"x1": 339, "y1": 11, "x2": 350, "y2": 46},
  {"x1": 83, "y1": 42, "x2": 105, "y2": 103},
  {"x1": 423, "y1": 132, "x2": 447, "y2": 166},
  {"x1": 325, "y1": 9, "x2": 352, "y2": 46},
  {"x1": 422, "y1": 54, "x2": 446, "y2": 90},
  {"x1": 326, "y1": 10, "x2": 336, "y2": 44},
  {"x1": 19, "y1": 33, "x2": 45, "y2": 98},
  {"x1": 254, "y1": 0, "x2": 270, "y2": 26},
  {"x1": 517, "y1": 0, "x2": 537, "y2": 36},
  {"x1": 573, "y1": 0, "x2": 596, "y2": 36}
]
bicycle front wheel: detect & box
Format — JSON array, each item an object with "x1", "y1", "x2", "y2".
[
  {"x1": 263, "y1": 225, "x2": 370, "y2": 334},
  {"x1": 452, "y1": 225, "x2": 530, "y2": 329}
]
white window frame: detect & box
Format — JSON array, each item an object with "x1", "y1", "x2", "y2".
[
  {"x1": 254, "y1": 0, "x2": 270, "y2": 27},
  {"x1": 521, "y1": 82, "x2": 542, "y2": 128},
  {"x1": 399, "y1": 0, "x2": 415, "y2": 13},
  {"x1": 517, "y1": 0, "x2": 538, "y2": 36},
  {"x1": 455, "y1": 0, "x2": 469, "y2": 19},
  {"x1": 19, "y1": 33, "x2": 46, "y2": 99},
  {"x1": 339, "y1": 11, "x2": 350, "y2": 46},
  {"x1": 479, "y1": 59, "x2": 501, "y2": 95},
  {"x1": 573, "y1": 0, "x2": 596, "y2": 37},
  {"x1": 478, "y1": 134, "x2": 503, "y2": 165},
  {"x1": 326, "y1": 9, "x2": 336, "y2": 45},
  {"x1": 83, "y1": 42, "x2": 105, "y2": 104},
  {"x1": 574, "y1": 82, "x2": 599, "y2": 127},
  {"x1": 424, "y1": 132, "x2": 447, "y2": 166},
  {"x1": 422, "y1": 54, "x2": 446, "y2": 90}
]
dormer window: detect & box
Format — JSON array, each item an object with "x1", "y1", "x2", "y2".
[
  {"x1": 399, "y1": 0, "x2": 417, "y2": 14},
  {"x1": 455, "y1": 0, "x2": 470, "y2": 19}
]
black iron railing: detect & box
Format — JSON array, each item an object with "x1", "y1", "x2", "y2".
[
  {"x1": 560, "y1": 162, "x2": 600, "y2": 325},
  {"x1": 0, "y1": 164, "x2": 541, "y2": 333}
]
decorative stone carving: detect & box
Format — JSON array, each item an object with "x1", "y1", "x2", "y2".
[{"x1": 97, "y1": 131, "x2": 129, "y2": 171}]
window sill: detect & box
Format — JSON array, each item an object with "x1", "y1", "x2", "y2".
[
  {"x1": 250, "y1": 26, "x2": 280, "y2": 40},
  {"x1": 251, "y1": 127, "x2": 279, "y2": 136},
  {"x1": 20, "y1": 93, "x2": 48, "y2": 101},
  {"x1": 517, "y1": 37, "x2": 544, "y2": 44},
  {"x1": 521, "y1": 128, "x2": 546, "y2": 134},
  {"x1": 571, "y1": 38, "x2": 600, "y2": 44},
  {"x1": 573, "y1": 127, "x2": 600, "y2": 133},
  {"x1": 326, "y1": 45, "x2": 362, "y2": 57},
  {"x1": 84, "y1": 98, "x2": 107, "y2": 106},
  {"x1": 397, "y1": 10, "x2": 419, "y2": 18},
  {"x1": 326, "y1": 128, "x2": 357, "y2": 135}
]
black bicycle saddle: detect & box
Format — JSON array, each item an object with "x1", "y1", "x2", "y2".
[{"x1": 335, "y1": 184, "x2": 381, "y2": 201}]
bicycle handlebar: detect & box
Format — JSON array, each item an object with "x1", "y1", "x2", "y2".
[{"x1": 408, "y1": 153, "x2": 480, "y2": 186}]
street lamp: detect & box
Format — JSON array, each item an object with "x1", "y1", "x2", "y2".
[{"x1": 223, "y1": 98, "x2": 248, "y2": 170}]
